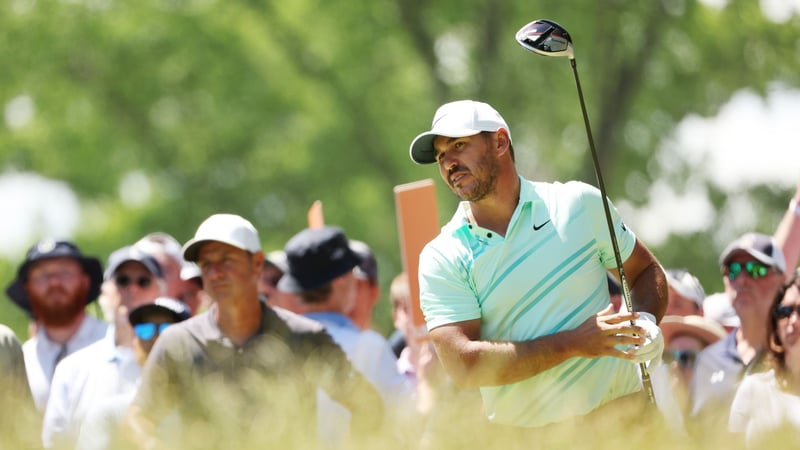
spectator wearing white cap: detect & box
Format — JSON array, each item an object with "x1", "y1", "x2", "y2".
[
  {"x1": 703, "y1": 292, "x2": 741, "y2": 333},
  {"x1": 126, "y1": 214, "x2": 382, "y2": 448},
  {"x1": 42, "y1": 246, "x2": 166, "y2": 448},
  {"x1": 664, "y1": 269, "x2": 706, "y2": 317},
  {"x1": 688, "y1": 232, "x2": 786, "y2": 441}
]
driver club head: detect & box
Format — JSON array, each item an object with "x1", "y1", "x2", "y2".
[{"x1": 515, "y1": 19, "x2": 574, "y2": 60}]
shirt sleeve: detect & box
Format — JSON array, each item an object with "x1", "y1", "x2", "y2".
[
  {"x1": 418, "y1": 238, "x2": 482, "y2": 331},
  {"x1": 131, "y1": 328, "x2": 181, "y2": 427},
  {"x1": 575, "y1": 181, "x2": 637, "y2": 269}
]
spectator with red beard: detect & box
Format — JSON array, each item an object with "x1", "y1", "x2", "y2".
[{"x1": 4, "y1": 240, "x2": 109, "y2": 411}]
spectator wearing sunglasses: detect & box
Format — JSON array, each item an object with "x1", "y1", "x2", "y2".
[
  {"x1": 688, "y1": 233, "x2": 786, "y2": 442},
  {"x1": 42, "y1": 246, "x2": 166, "y2": 448},
  {"x1": 75, "y1": 297, "x2": 190, "y2": 450},
  {"x1": 729, "y1": 269, "x2": 800, "y2": 447}
]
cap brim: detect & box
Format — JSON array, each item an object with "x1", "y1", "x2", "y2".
[
  {"x1": 409, "y1": 129, "x2": 482, "y2": 165},
  {"x1": 182, "y1": 238, "x2": 257, "y2": 263},
  {"x1": 129, "y1": 303, "x2": 189, "y2": 324}
]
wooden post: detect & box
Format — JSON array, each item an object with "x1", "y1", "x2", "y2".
[
  {"x1": 394, "y1": 179, "x2": 440, "y2": 331},
  {"x1": 307, "y1": 200, "x2": 324, "y2": 228}
]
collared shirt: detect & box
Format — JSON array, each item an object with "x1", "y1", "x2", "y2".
[
  {"x1": 133, "y1": 302, "x2": 365, "y2": 447},
  {"x1": 41, "y1": 329, "x2": 140, "y2": 448},
  {"x1": 305, "y1": 312, "x2": 411, "y2": 446},
  {"x1": 23, "y1": 315, "x2": 109, "y2": 411},
  {"x1": 419, "y1": 178, "x2": 639, "y2": 427},
  {"x1": 689, "y1": 328, "x2": 759, "y2": 432}
]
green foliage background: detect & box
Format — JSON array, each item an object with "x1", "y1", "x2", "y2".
[{"x1": 1, "y1": 0, "x2": 799, "y2": 338}]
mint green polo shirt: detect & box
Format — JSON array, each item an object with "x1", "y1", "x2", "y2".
[{"x1": 419, "y1": 178, "x2": 640, "y2": 427}]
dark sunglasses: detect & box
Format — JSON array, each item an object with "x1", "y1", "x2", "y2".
[
  {"x1": 115, "y1": 274, "x2": 152, "y2": 289},
  {"x1": 133, "y1": 323, "x2": 172, "y2": 340},
  {"x1": 724, "y1": 261, "x2": 770, "y2": 281},
  {"x1": 662, "y1": 349, "x2": 699, "y2": 369},
  {"x1": 775, "y1": 304, "x2": 800, "y2": 320}
]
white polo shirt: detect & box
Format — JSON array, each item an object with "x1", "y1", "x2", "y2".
[
  {"x1": 23, "y1": 315, "x2": 109, "y2": 411},
  {"x1": 419, "y1": 178, "x2": 640, "y2": 427}
]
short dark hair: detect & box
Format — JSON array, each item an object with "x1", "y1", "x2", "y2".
[{"x1": 299, "y1": 283, "x2": 333, "y2": 304}]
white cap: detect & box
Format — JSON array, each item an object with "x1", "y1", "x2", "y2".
[
  {"x1": 409, "y1": 100, "x2": 512, "y2": 164},
  {"x1": 703, "y1": 292, "x2": 741, "y2": 328},
  {"x1": 665, "y1": 269, "x2": 706, "y2": 309},
  {"x1": 182, "y1": 214, "x2": 261, "y2": 262}
]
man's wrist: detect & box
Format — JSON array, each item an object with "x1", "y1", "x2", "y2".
[{"x1": 791, "y1": 197, "x2": 800, "y2": 218}]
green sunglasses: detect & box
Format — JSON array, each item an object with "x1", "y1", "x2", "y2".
[{"x1": 725, "y1": 261, "x2": 770, "y2": 280}]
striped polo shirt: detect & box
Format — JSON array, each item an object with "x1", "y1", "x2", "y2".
[{"x1": 419, "y1": 177, "x2": 640, "y2": 427}]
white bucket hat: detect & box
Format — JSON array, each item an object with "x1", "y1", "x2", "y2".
[
  {"x1": 182, "y1": 214, "x2": 261, "y2": 262},
  {"x1": 409, "y1": 100, "x2": 512, "y2": 165}
]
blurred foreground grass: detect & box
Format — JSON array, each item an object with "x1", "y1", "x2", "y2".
[{"x1": 3, "y1": 373, "x2": 795, "y2": 450}]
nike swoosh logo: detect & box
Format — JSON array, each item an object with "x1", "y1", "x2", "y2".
[{"x1": 533, "y1": 219, "x2": 551, "y2": 231}]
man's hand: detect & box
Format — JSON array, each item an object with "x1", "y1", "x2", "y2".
[
  {"x1": 624, "y1": 312, "x2": 663, "y2": 367},
  {"x1": 568, "y1": 304, "x2": 648, "y2": 360}
]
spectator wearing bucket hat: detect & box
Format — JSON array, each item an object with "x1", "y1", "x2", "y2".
[
  {"x1": 43, "y1": 245, "x2": 166, "y2": 448},
  {"x1": 279, "y1": 226, "x2": 410, "y2": 447},
  {"x1": 75, "y1": 297, "x2": 190, "y2": 450},
  {"x1": 126, "y1": 214, "x2": 382, "y2": 448},
  {"x1": 688, "y1": 232, "x2": 787, "y2": 440},
  {"x1": 650, "y1": 314, "x2": 728, "y2": 437},
  {"x1": 4, "y1": 239, "x2": 109, "y2": 411}
]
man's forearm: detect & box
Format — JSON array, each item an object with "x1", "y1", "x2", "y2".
[
  {"x1": 629, "y1": 262, "x2": 668, "y2": 323},
  {"x1": 432, "y1": 330, "x2": 581, "y2": 389}
]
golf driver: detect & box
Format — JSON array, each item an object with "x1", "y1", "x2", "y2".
[{"x1": 515, "y1": 19, "x2": 656, "y2": 404}]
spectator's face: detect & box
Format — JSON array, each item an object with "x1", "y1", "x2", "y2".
[
  {"x1": 723, "y1": 253, "x2": 783, "y2": 324},
  {"x1": 665, "y1": 334, "x2": 704, "y2": 385},
  {"x1": 196, "y1": 242, "x2": 261, "y2": 305},
  {"x1": 776, "y1": 285, "x2": 800, "y2": 360},
  {"x1": 257, "y1": 263, "x2": 283, "y2": 300},
  {"x1": 113, "y1": 261, "x2": 162, "y2": 310},
  {"x1": 151, "y1": 252, "x2": 184, "y2": 300},
  {"x1": 132, "y1": 310, "x2": 178, "y2": 366},
  {"x1": 666, "y1": 286, "x2": 701, "y2": 317},
  {"x1": 24, "y1": 258, "x2": 90, "y2": 327}
]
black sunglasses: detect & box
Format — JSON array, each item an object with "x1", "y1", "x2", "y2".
[
  {"x1": 775, "y1": 304, "x2": 800, "y2": 320},
  {"x1": 115, "y1": 274, "x2": 152, "y2": 289},
  {"x1": 662, "y1": 349, "x2": 699, "y2": 369}
]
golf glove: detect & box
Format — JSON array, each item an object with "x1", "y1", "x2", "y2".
[{"x1": 626, "y1": 312, "x2": 663, "y2": 367}]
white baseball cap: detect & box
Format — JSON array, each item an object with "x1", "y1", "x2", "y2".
[
  {"x1": 409, "y1": 100, "x2": 512, "y2": 165},
  {"x1": 182, "y1": 214, "x2": 261, "y2": 262}
]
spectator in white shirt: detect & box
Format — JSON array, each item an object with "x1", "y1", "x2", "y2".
[{"x1": 4, "y1": 239, "x2": 109, "y2": 411}]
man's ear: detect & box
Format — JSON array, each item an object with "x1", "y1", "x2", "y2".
[{"x1": 496, "y1": 128, "x2": 511, "y2": 155}]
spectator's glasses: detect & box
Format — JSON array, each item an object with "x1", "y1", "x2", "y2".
[
  {"x1": 775, "y1": 304, "x2": 800, "y2": 320},
  {"x1": 115, "y1": 274, "x2": 152, "y2": 289},
  {"x1": 133, "y1": 323, "x2": 172, "y2": 340},
  {"x1": 662, "y1": 349, "x2": 698, "y2": 369},
  {"x1": 724, "y1": 261, "x2": 770, "y2": 281}
]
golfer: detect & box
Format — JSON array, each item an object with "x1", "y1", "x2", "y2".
[{"x1": 408, "y1": 100, "x2": 668, "y2": 429}]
